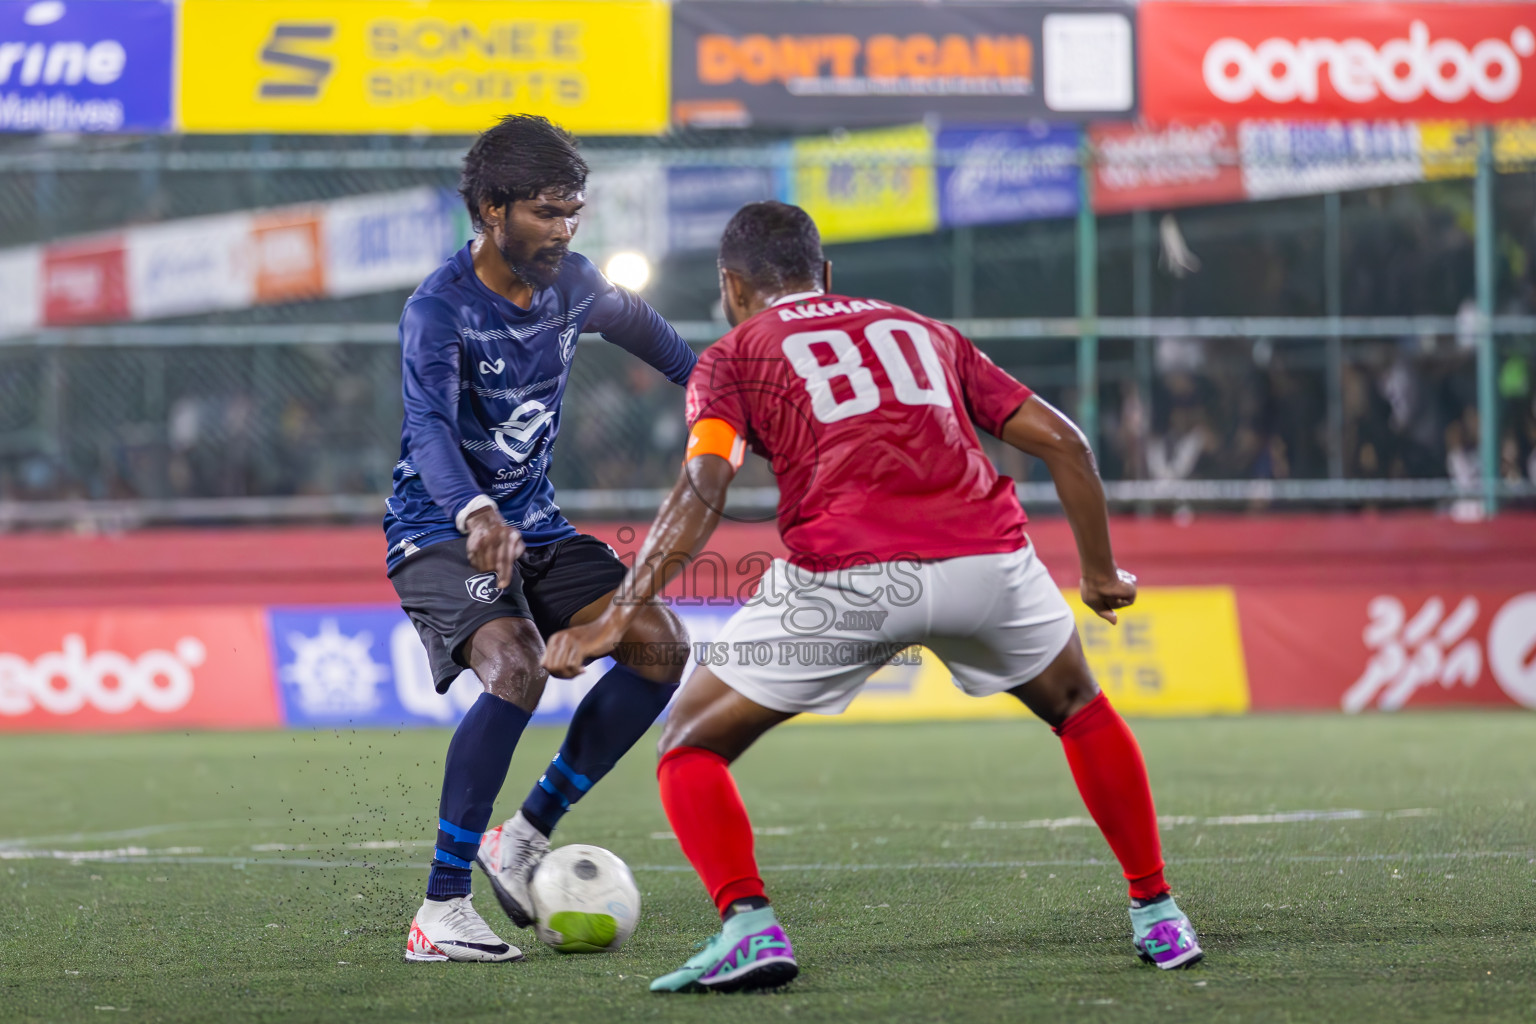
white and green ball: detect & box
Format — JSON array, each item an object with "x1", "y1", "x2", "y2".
[{"x1": 529, "y1": 844, "x2": 641, "y2": 953}]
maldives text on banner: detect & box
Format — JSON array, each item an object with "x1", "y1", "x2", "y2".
[
  {"x1": 0, "y1": 0, "x2": 173, "y2": 132},
  {"x1": 178, "y1": 0, "x2": 669, "y2": 135},
  {"x1": 1139, "y1": 2, "x2": 1536, "y2": 124},
  {"x1": 672, "y1": 0, "x2": 1136, "y2": 129}
]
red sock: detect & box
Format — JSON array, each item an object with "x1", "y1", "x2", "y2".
[
  {"x1": 1053, "y1": 692, "x2": 1169, "y2": 901},
  {"x1": 657, "y1": 746, "x2": 767, "y2": 916}
]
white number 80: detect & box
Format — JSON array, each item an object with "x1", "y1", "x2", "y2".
[{"x1": 780, "y1": 319, "x2": 951, "y2": 424}]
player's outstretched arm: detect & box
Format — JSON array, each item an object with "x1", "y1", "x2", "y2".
[
  {"x1": 541, "y1": 455, "x2": 733, "y2": 677},
  {"x1": 1000, "y1": 396, "x2": 1136, "y2": 624},
  {"x1": 587, "y1": 264, "x2": 697, "y2": 385}
]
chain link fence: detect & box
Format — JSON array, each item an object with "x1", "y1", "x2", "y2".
[{"x1": 0, "y1": 133, "x2": 1534, "y2": 526}]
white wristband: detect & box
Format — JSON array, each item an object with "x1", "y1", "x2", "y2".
[{"x1": 455, "y1": 495, "x2": 498, "y2": 534}]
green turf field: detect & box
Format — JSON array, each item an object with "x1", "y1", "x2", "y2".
[{"x1": 2, "y1": 714, "x2": 1533, "y2": 1023}]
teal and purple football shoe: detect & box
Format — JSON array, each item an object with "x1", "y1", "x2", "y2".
[
  {"x1": 1131, "y1": 895, "x2": 1204, "y2": 969},
  {"x1": 650, "y1": 906, "x2": 798, "y2": 993}
]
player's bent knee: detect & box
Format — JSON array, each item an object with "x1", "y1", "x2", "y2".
[
  {"x1": 478, "y1": 658, "x2": 547, "y2": 712},
  {"x1": 465, "y1": 616, "x2": 548, "y2": 713},
  {"x1": 613, "y1": 604, "x2": 690, "y2": 685},
  {"x1": 1008, "y1": 632, "x2": 1101, "y2": 728}
]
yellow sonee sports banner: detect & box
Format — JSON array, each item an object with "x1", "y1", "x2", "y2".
[
  {"x1": 802, "y1": 586, "x2": 1250, "y2": 723},
  {"x1": 179, "y1": 0, "x2": 669, "y2": 135}
]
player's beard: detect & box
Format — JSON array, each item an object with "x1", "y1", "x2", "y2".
[{"x1": 502, "y1": 241, "x2": 569, "y2": 290}]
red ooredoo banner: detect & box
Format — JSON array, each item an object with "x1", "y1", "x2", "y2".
[
  {"x1": 0, "y1": 608, "x2": 280, "y2": 732},
  {"x1": 1239, "y1": 588, "x2": 1536, "y2": 713},
  {"x1": 1140, "y1": 3, "x2": 1536, "y2": 123}
]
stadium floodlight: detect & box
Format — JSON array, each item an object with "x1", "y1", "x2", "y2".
[{"x1": 604, "y1": 251, "x2": 651, "y2": 292}]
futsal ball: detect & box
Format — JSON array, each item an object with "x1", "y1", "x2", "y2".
[{"x1": 528, "y1": 844, "x2": 641, "y2": 953}]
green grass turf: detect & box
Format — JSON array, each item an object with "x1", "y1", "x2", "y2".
[{"x1": 2, "y1": 714, "x2": 1533, "y2": 1023}]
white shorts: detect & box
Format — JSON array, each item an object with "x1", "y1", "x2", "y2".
[{"x1": 708, "y1": 546, "x2": 1076, "y2": 715}]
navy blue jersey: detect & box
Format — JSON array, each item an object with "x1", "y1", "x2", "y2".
[{"x1": 384, "y1": 243, "x2": 695, "y2": 569}]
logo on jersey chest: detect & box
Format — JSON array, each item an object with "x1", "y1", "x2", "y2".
[
  {"x1": 492, "y1": 400, "x2": 556, "y2": 463},
  {"x1": 559, "y1": 327, "x2": 578, "y2": 365},
  {"x1": 478, "y1": 357, "x2": 505, "y2": 376}
]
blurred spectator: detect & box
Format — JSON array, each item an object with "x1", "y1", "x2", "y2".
[
  {"x1": 1445, "y1": 411, "x2": 1482, "y2": 521},
  {"x1": 1148, "y1": 404, "x2": 1216, "y2": 482}
]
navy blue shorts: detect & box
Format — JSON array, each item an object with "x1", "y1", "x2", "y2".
[{"x1": 388, "y1": 534, "x2": 627, "y2": 692}]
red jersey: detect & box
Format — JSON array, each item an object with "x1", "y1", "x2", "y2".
[{"x1": 684, "y1": 293, "x2": 1034, "y2": 565}]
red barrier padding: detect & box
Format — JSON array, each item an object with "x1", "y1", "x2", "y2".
[
  {"x1": 0, "y1": 513, "x2": 1528, "y2": 606},
  {"x1": 1238, "y1": 587, "x2": 1536, "y2": 713}
]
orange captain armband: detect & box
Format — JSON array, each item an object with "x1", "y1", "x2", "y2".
[{"x1": 685, "y1": 418, "x2": 746, "y2": 471}]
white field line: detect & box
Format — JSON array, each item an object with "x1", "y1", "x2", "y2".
[
  {"x1": 3, "y1": 850, "x2": 1531, "y2": 871},
  {"x1": 0, "y1": 814, "x2": 374, "y2": 850},
  {"x1": 645, "y1": 808, "x2": 1439, "y2": 840},
  {"x1": 970, "y1": 808, "x2": 1438, "y2": 830},
  {"x1": 0, "y1": 808, "x2": 1437, "y2": 853}
]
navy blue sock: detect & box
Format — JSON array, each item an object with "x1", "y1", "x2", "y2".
[
  {"x1": 520, "y1": 663, "x2": 678, "y2": 836},
  {"x1": 428, "y1": 692, "x2": 532, "y2": 900}
]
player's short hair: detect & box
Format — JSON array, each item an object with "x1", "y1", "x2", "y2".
[
  {"x1": 460, "y1": 114, "x2": 588, "y2": 233},
  {"x1": 719, "y1": 201, "x2": 825, "y2": 293}
]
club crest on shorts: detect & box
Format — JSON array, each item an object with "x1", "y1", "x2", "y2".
[{"x1": 465, "y1": 572, "x2": 504, "y2": 603}]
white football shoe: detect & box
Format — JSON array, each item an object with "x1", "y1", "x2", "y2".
[
  {"x1": 476, "y1": 810, "x2": 549, "y2": 928},
  {"x1": 404, "y1": 894, "x2": 524, "y2": 963}
]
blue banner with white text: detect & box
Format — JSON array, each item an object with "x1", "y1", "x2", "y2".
[
  {"x1": 936, "y1": 123, "x2": 1081, "y2": 229},
  {"x1": 0, "y1": 0, "x2": 173, "y2": 132}
]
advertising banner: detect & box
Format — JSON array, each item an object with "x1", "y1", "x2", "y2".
[
  {"x1": 0, "y1": 607, "x2": 280, "y2": 732},
  {"x1": 42, "y1": 235, "x2": 127, "y2": 325},
  {"x1": 665, "y1": 165, "x2": 779, "y2": 253},
  {"x1": 801, "y1": 586, "x2": 1250, "y2": 722},
  {"x1": 1418, "y1": 120, "x2": 1536, "y2": 179},
  {"x1": 672, "y1": 0, "x2": 1135, "y2": 129},
  {"x1": 1140, "y1": 2, "x2": 1536, "y2": 124},
  {"x1": 178, "y1": 0, "x2": 669, "y2": 135},
  {"x1": 786, "y1": 123, "x2": 938, "y2": 244},
  {"x1": 1090, "y1": 121, "x2": 1245, "y2": 213},
  {"x1": 321, "y1": 188, "x2": 458, "y2": 298},
  {"x1": 579, "y1": 162, "x2": 669, "y2": 265},
  {"x1": 1238, "y1": 120, "x2": 1423, "y2": 201},
  {"x1": 1239, "y1": 588, "x2": 1536, "y2": 712},
  {"x1": 936, "y1": 123, "x2": 1079, "y2": 229},
  {"x1": 0, "y1": 244, "x2": 39, "y2": 337},
  {"x1": 0, "y1": 0, "x2": 173, "y2": 132},
  {"x1": 263, "y1": 607, "x2": 746, "y2": 729},
  {"x1": 251, "y1": 208, "x2": 326, "y2": 304},
  {"x1": 6, "y1": 585, "x2": 1533, "y2": 730},
  {"x1": 125, "y1": 214, "x2": 254, "y2": 320}
]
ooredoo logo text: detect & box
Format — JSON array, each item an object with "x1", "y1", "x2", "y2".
[
  {"x1": 1204, "y1": 20, "x2": 1535, "y2": 106},
  {"x1": 0, "y1": 634, "x2": 206, "y2": 716}
]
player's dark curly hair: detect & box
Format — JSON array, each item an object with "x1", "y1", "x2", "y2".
[
  {"x1": 719, "y1": 201, "x2": 825, "y2": 292},
  {"x1": 459, "y1": 114, "x2": 588, "y2": 233}
]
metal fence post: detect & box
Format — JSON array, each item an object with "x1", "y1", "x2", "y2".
[
  {"x1": 952, "y1": 226, "x2": 975, "y2": 320},
  {"x1": 1474, "y1": 126, "x2": 1498, "y2": 516},
  {"x1": 1077, "y1": 137, "x2": 1099, "y2": 453},
  {"x1": 1324, "y1": 191, "x2": 1344, "y2": 479}
]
